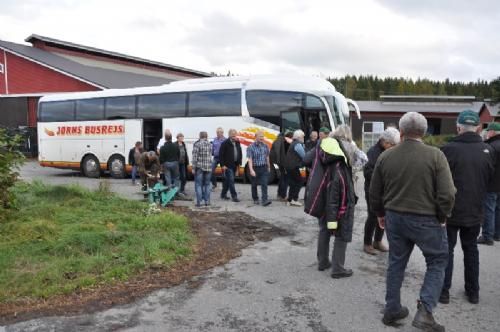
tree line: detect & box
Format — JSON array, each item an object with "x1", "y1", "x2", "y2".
[{"x1": 328, "y1": 75, "x2": 500, "y2": 102}]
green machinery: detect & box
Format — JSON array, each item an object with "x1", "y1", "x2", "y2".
[{"x1": 146, "y1": 183, "x2": 178, "y2": 207}]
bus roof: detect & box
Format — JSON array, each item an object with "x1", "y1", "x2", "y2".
[{"x1": 39, "y1": 75, "x2": 337, "y2": 103}]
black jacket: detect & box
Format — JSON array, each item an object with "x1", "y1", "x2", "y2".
[
  {"x1": 284, "y1": 140, "x2": 303, "y2": 170},
  {"x1": 219, "y1": 138, "x2": 242, "y2": 168},
  {"x1": 442, "y1": 132, "x2": 495, "y2": 227},
  {"x1": 128, "y1": 147, "x2": 142, "y2": 166},
  {"x1": 486, "y1": 134, "x2": 500, "y2": 192},
  {"x1": 363, "y1": 140, "x2": 384, "y2": 193},
  {"x1": 270, "y1": 135, "x2": 290, "y2": 166},
  {"x1": 159, "y1": 141, "x2": 180, "y2": 163},
  {"x1": 176, "y1": 141, "x2": 189, "y2": 165}
]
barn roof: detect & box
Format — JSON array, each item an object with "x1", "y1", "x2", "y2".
[{"x1": 356, "y1": 100, "x2": 485, "y2": 114}]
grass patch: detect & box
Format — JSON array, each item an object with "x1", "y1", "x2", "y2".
[{"x1": 0, "y1": 181, "x2": 193, "y2": 302}]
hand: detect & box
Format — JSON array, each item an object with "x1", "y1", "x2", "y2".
[
  {"x1": 377, "y1": 217, "x2": 385, "y2": 229},
  {"x1": 250, "y1": 169, "x2": 256, "y2": 177}
]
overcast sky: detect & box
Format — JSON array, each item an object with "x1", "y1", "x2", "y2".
[{"x1": 1, "y1": 0, "x2": 499, "y2": 82}]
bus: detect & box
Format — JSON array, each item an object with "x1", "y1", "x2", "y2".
[{"x1": 37, "y1": 75, "x2": 358, "y2": 181}]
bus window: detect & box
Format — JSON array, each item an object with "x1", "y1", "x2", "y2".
[
  {"x1": 39, "y1": 101, "x2": 75, "y2": 122},
  {"x1": 188, "y1": 89, "x2": 241, "y2": 117},
  {"x1": 281, "y1": 110, "x2": 303, "y2": 133},
  {"x1": 137, "y1": 93, "x2": 187, "y2": 118},
  {"x1": 105, "y1": 96, "x2": 136, "y2": 119},
  {"x1": 246, "y1": 90, "x2": 302, "y2": 126},
  {"x1": 76, "y1": 98, "x2": 104, "y2": 121}
]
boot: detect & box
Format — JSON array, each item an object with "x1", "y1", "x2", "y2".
[
  {"x1": 373, "y1": 241, "x2": 389, "y2": 252},
  {"x1": 363, "y1": 244, "x2": 377, "y2": 255},
  {"x1": 382, "y1": 306, "x2": 409, "y2": 326},
  {"x1": 412, "y1": 301, "x2": 445, "y2": 332}
]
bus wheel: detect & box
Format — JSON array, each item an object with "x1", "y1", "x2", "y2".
[
  {"x1": 108, "y1": 155, "x2": 126, "y2": 179},
  {"x1": 82, "y1": 155, "x2": 101, "y2": 178}
]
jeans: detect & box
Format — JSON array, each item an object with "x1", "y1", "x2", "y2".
[
  {"x1": 211, "y1": 157, "x2": 220, "y2": 187},
  {"x1": 131, "y1": 165, "x2": 138, "y2": 183},
  {"x1": 221, "y1": 166, "x2": 238, "y2": 199},
  {"x1": 385, "y1": 211, "x2": 448, "y2": 314},
  {"x1": 364, "y1": 193, "x2": 384, "y2": 245},
  {"x1": 251, "y1": 166, "x2": 269, "y2": 203},
  {"x1": 179, "y1": 163, "x2": 187, "y2": 193},
  {"x1": 287, "y1": 168, "x2": 302, "y2": 202},
  {"x1": 163, "y1": 161, "x2": 180, "y2": 188},
  {"x1": 277, "y1": 166, "x2": 288, "y2": 199},
  {"x1": 317, "y1": 217, "x2": 348, "y2": 273},
  {"x1": 481, "y1": 192, "x2": 500, "y2": 240},
  {"x1": 443, "y1": 224, "x2": 481, "y2": 296},
  {"x1": 195, "y1": 168, "x2": 211, "y2": 205}
]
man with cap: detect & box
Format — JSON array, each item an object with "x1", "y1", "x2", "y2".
[
  {"x1": 478, "y1": 122, "x2": 500, "y2": 245},
  {"x1": 439, "y1": 110, "x2": 495, "y2": 305},
  {"x1": 319, "y1": 127, "x2": 330, "y2": 140}
]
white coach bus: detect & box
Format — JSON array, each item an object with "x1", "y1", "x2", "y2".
[{"x1": 37, "y1": 75, "x2": 357, "y2": 180}]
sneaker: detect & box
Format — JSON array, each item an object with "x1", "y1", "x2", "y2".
[
  {"x1": 412, "y1": 301, "x2": 444, "y2": 332},
  {"x1": 466, "y1": 292, "x2": 479, "y2": 304},
  {"x1": 373, "y1": 241, "x2": 389, "y2": 252},
  {"x1": 382, "y1": 306, "x2": 409, "y2": 326},
  {"x1": 318, "y1": 262, "x2": 332, "y2": 271},
  {"x1": 363, "y1": 244, "x2": 377, "y2": 255},
  {"x1": 232, "y1": 197, "x2": 240, "y2": 202},
  {"x1": 221, "y1": 196, "x2": 230, "y2": 200},
  {"x1": 289, "y1": 200, "x2": 303, "y2": 207},
  {"x1": 477, "y1": 236, "x2": 494, "y2": 246},
  {"x1": 438, "y1": 289, "x2": 449, "y2": 304},
  {"x1": 331, "y1": 269, "x2": 353, "y2": 279},
  {"x1": 262, "y1": 200, "x2": 272, "y2": 207}
]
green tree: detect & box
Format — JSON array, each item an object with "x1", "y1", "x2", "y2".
[{"x1": 0, "y1": 128, "x2": 25, "y2": 210}]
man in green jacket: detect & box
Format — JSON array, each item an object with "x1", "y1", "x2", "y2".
[{"x1": 370, "y1": 112, "x2": 456, "y2": 332}]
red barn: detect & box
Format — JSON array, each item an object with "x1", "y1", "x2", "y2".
[
  {"x1": 0, "y1": 34, "x2": 210, "y2": 155},
  {"x1": 478, "y1": 103, "x2": 500, "y2": 127}
]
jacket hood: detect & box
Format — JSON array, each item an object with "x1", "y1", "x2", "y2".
[
  {"x1": 320, "y1": 137, "x2": 347, "y2": 165},
  {"x1": 452, "y1": 132, "x2": 483, "y2": 143}
]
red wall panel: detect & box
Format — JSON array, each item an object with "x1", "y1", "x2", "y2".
[{"x1": 0, "y1": 50, "x2": 6, "y2": 94}]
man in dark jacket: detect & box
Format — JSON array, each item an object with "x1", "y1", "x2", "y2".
[
  {"x1": 219, "y1": 129, "x2": 242, "y2": 202},
  {"x1": 305, "y1": 131, "x2": 318, "y2": 151},
  {"x1": 284, "y1": 130, "x2": 306, "y2": 206},
  {"x1": 478, "y1": 122, "x2": 500, "y2": 244},
  {"x1": 159, "y1": 133, "x2": 180, "y2": 188},
  {"x1": 363, "y1": 128, "x2": 400, "y2": 255},
  {"x1": 128, "y1": 141, "x2": 143, "y2": 185},
  {"x1": 270, "y1": 131, "x2": 293, "y2": 201},
  {"x1": 440, "y1": 110, "x2": 495, "y2": 305},
  {"x1": 176, "y1": 133, "x2": 189, "y2": 195}
]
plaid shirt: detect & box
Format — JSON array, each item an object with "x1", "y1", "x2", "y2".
[
  {"x1": 192, "y1": 139, "x2": 212, "y2": 171},
  {"x1": 247, "y1": 141, "x2": 269, "y2": 167}
]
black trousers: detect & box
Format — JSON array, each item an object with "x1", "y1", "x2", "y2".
[
  {"x1": 364, "y1": 192, "x2": 384, "y2": 245},
  {"x1": 286, "y1": 168, "x2": 302, "y2": 202},
  {"x1": 443, "y1": 224, "x2": 480, "y2": 295}
]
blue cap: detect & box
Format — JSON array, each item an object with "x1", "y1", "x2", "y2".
[{"x1": 457, "y1": 110, "x2": 479, "y2": 126}]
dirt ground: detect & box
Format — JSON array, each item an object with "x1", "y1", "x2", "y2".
[{"x1": 0, "y1": 206, "x2": 289, "y2": 325}]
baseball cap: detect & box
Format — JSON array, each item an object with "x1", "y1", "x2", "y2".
[
  {"x1": 486, "y1": 122, "x2": 500, "y2": 131},
  {"x1": 457, "y1": 110, "x2": 480, "y2": 126},
  {"x1": 319, "y1": 127, "x2": 331, "y2": 133}
]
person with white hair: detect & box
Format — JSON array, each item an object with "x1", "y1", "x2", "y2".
[
  {"x1": 283, "y1": 129, "x2": 306, "y2": 206},
  {"x1": 156, "y1": 129, "x2": 172, "y2": 153},
  {"x1": 331, "y1": 125, "x2": 368, "y2": 170},
  {"x1": 370, "y1": 112, "x2": 455, "y2": 331},
  {"x1": 363, "y1": 127, "x2": 401, "y2": 255},
  {"x1": 439, "y1": 110, "x2": 494, "y2": 306}
]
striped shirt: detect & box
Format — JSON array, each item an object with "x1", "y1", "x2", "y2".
[
  {"x1": 192, "y1": 139, "x2": 212, "y2": 171},
  {"x1": 247, "y1": 141, "x2": 269, "y2": 167}
]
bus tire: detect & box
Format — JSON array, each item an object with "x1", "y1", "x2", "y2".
[
  {"x1": 82, "y1": 155, "x2": 101, "y2": 178},
  {"x1": 108, "y1": 155, "x2": 126, "y2": 179},
  {"x1": 245, "y1": 164, "x2": 277, "y2": 185}
]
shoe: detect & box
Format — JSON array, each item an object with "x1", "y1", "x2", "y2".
[
  {"x1": 277, "y1": 196, "x2": 287, "y2": 202},
  {"x1": 382, "y1": 306, "x2": 409, "y2": 326},
  {"x1": 231, "y1": 197, "x2": 240, "y2": 202},
  {"x1": 331, "y1": 269, "x2": 353, "y2": 279},
  {"x1": 205, "y1": 201, "x2": 211, "y2": 207},
  {"x1": 195, "y1": 203, "x2": 202, "y2": 208},
  {"x1": 221, "y1": 196, "x2": 230, "y2": 200},
  {"x1": 466, "y1": 292, "x2": 479, "y2": 304},
  {"x1": 289, "y1": 200, "x2": 303, "y2": 207},
  {"x1": 318, "y1": 262, "x2": 332, "y2": 271},
  {"x1": 438, "y1": 289, "x2": 449, "y2": 304},
  {"x1": 412, "y1": 301, "x2": 444, "y2": 332},
  {"x1": 363, "y1": 244, "x2": 377, "y2": 255},
  {"x1": 494, "y1": 236, "x2": 500, "y2": 241},
  {"x1": 373, "y1": 241, "x2": 389, "y2": 252},
  {"x1": 262, "y1": 200, "x2": 272, "y2": 207},
  {"x1": 253, "y1": 200, "x2": 260, "y2": 205},
  {"x1": 477, "y1": 236, "x2": 494, "y2": 246}
]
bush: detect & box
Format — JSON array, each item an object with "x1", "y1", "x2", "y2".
[
  {"x1": 423, "y1": 134, "x2": 454, "y2": 148},
  {"x1": 0, "y1": 128, "x2": 25, "y2": 210}
]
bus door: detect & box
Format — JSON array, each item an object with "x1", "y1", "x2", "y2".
[{"x1": 280, "y1": 110, "x2": 304, "y2": 134}]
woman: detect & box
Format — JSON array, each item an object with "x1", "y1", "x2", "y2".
[
  {"x1": 176, "y1": 133, "x2": 189, "y2": 196},
  {"x1": 284, "y1": 129, "x2": 306, "y2": 206}
]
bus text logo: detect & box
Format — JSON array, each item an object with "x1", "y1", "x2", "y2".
[{"x1": 44, "y1": 125, "x2": 125, "y2": 136}]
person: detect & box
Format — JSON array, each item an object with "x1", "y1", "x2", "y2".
[
  {"x1": 362, "y1": 128, "x2": 400, "y2": 255},
  {"x1": 247, "y1": 131, "x2": 272, "y2": 206},
  {"x1": 439, "y1": 110, "x2": 494, "y2": 305},
  {"x1": 284, "y1": 130, "x2": 306, "y2": 206},
  {"x1": 138, "y1": 151, "x2": 161, "y2": 191},
  {"x1": 128, "y1": 141, "x2": 143, "y2": 185},
  {"x1": 478, "y1": 122, "x2": 500, "y2": 245},
  {"x1": 270, "y1": 131, "x2": 293, "y2": 201},
  {"x1": 156, "y1": 129, "x2": 172, "y2": 153},
  {"x1": 219, "y1": 129, "x2": 242, "y2": 202},
  {"x1": 159, "y1": 132, "x2": 180, "y2": 189},
  {"x1": 192, "y1": 131, "x2": 212, "y2": 207},
  {"x1": 210, "y1": 127, "x2": 225, "y2": 190},
  {"x1": 318, "y1": 127, "x2": 330, "y2": 140},
  {"x1": 176, "y1": 133, "x2": 189, "y2": 196},
  {"x1": 370, "y1": 112, "x2": 455, "y2": 331},
  {"x1": 331, "y1": 125, "x2": 368, "y2": 171},
  {"x1": 304, "y1": 136, "x2": 356, "y2": 278},
  {"x1": 305, "y1": 131, "x2": 318, "y2": 151}
]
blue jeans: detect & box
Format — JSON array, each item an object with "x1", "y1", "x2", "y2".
[
  {"x1": 195, "y1": 169, "x2": 211, "y2": 205},
  {"x1": 481, "y1": 192, "x2": 500, "y2": 241},
  {"x1": 131, "y1": 165, "x2": 138, "y2": 183},
  {"x1": 385, "y1": 211, "x2": 448, "y2": 314},
  {"x1": 211, "y1": 157, "x2": 220, "y2": 187},
  {"x1": 221, "y1": 166, "x2": 238, "y2": 199},
  {"x1": 163, "y1": 161, "x2": 180, "y2": 188},
  {"x1": 251, "y1": 166, "x2": 269, "y2": 203}
]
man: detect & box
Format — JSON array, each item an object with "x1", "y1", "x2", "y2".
[
  {"x1": 138, "y1": 151, "x2": 161, "y2": 191},
  {"x1": 176, "y1": 133, "x2": 189, "y2": 196},
  {"x1": 247, "y1": 131, "x2": 272, "y2": 206},
  {"x1": 440, "y1": 111, "x2": 494, "y2": 305},
  {"x1": 305, "y1": 131, "x2": 318, "y2": 151},
  {"x1": 270, "y1": 131, "x2": 293, "y2": 201},
  {"x1": 159, "y1": 133, "x2": 180, "y2": 188},
  {"x1": 478, "y1": 122, "x2": 500, "y2": 245},
  {"x1": 128, "y1": 141, "x2": 143, "y2": 185},
  {"x1": 211, "y1": 127, "x2": 225, "y2": 190},
  {"x1": 370, "y1": 112, "x2": 455, "y2": 331},
  {"x1": 318, "y1": 127, "x2": 330, "y2": 140},
  {"x1": 284, "y1": 130, "x2": 306, "y2": 206},
  {"x1": 192, "y1": 131, "x2": 212, "y2": 207},
  {"x1": 363, "y1": 128, "x2": 400, "y2": 255},
  {"x1": 156, "y1": 129, "x2": 172, "y2": 153},
  {"x1": 219, "y1": 129, "x2": 242, "y2": 202}
]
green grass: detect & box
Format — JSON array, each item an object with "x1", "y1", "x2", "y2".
[{"x1": 0, "y1": 181, "x2": 193, "y2": 302}]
